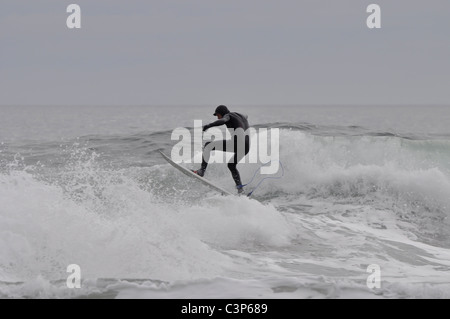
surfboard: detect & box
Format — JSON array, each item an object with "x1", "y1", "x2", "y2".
[{"x1": 159, "y1": 150, "x2": 233, "y2": 196}]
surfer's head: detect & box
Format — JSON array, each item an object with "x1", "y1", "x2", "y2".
[{"x1": 213, "y1": 105, "x2": 230, "y2": 119}]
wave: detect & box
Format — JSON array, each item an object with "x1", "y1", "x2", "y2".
[
  {"x1": 237, "y1": 130, "x2": 450, "y2": 247},
  {"x1": 1, "y1": 125, "x2": 450, "y2": 298},
  {"x1": 0, "y1": 149, "x2": 293, "y2": 287}
]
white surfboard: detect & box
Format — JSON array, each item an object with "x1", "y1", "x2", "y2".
[{"x1": 159, "y1": 150, "x2": 233, "y2": 196}]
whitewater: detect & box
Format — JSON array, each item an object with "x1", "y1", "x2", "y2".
[{"x1": 0, "y1": 105, "x2": 449, "y2": 299}]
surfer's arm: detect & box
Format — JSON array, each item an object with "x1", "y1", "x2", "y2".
[{"x1": 203, "y1": 114, "x2": 231, "y2": 131}]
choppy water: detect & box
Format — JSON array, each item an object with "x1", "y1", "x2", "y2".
[{"x1": 1, "y1": 105, "x2": 450, "y2": 299}]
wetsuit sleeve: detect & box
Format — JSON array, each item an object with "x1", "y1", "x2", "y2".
[{"x1": 203, "y1": 114, "x2": 231, "y2": 131}]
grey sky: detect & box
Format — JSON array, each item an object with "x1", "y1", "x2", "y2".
[{"x1": 1, "y1": 0, "x2": 449, "y2": 106}]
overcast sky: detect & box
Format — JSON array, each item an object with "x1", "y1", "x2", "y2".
[{"x1": 1, "y1": 0, "x2": 449, "y2": 106}]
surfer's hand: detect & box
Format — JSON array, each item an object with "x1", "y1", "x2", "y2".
[{"x1": 202, "y1": 125, "x2": 210, "y2": 132}]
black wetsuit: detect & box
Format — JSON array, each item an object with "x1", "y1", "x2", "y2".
[{"x1": 201, "y1": 112, "x2": 250, "y2": 187}]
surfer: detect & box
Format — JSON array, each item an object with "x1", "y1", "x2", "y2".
[{"x1": 193, "y1": 105, "x2": 250, "y2": 194}]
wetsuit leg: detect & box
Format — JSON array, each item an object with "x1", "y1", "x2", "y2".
[
  {"x1": 202, "y1": 137, "x2": 250, "y2": 186},
  {"x1": 227, "y1": 136, "x2": 250, "y2": 186},
  {"x1": 201, "y1": 140, "x2": 227, "y2": 171}
]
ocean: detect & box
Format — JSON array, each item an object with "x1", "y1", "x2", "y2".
[{"x1": 0, "y1": 105, "x2": 449, "y2": 299}]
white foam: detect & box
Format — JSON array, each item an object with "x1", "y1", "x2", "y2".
[
  {"x1": 0, "y1": 163, "x2": 294, "y2": 289},
  {"x1": 237, "y1": 131, "x2": 450, "y2": 241},
  {"x1": 0, "y1": 170, "x2": 229, "y2": 283},
  {"x1": 178, "y1": 196, "x2": 295, "y2": 249}
]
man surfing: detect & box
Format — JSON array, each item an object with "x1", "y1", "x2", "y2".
[{"x1": 193, "y1": 105, "x2": 250, "y2": 194}]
